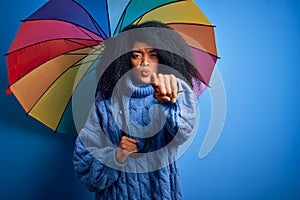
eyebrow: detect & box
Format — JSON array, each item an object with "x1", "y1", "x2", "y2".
[{"x1": 131, "y1": 49, "x2": 157, "y2": 53}]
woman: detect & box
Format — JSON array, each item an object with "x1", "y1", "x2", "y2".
[{"x1": 73, "y1": 21, "x2": 200, "y2": 200}]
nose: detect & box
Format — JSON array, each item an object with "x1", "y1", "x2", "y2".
[{"x1": 141, "y1": 55, "x2": 150, "y2": 67}]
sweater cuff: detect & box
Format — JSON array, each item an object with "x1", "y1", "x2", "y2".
[{"x1": 113, "y1": 149, "x2": 128, "y2": 167}]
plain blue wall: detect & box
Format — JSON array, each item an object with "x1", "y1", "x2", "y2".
[{"x1": 0, "y1": 0, "x2": 299, "y2": 199}]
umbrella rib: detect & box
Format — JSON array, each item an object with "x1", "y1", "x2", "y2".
[
  {"x1": 167, "y1": 22, "x2": 216, "y2": 28},
  {"x1": 112, "y1": 0, "x2": 132, "y2": 35},
  {"x1": 71, "y1": 58, "x2": 99, "y2": 68},
  {"x1": 136, "y1": 0, "x2": 186, "y2": 25},
  {"x1": 72, "y1": 0, "x2": 109, "y2": 39},
  {"x1": 6, "y1": 38, "x2": 102, "y2": 55},
  {"x1": 105, "y1": 0, "x2": 112, "y2": 37},
  {"x1": 64, "y1": 38, "x2": 102, "y2": 51},
  {"x1": 67, "y1": 52, "x2": 99, "y2": 56},
  {"x1": 53, "y1": 61, "x2": 97, "y2": 133},
  {"x1": 189, "y1": 45, "x2": 220, "y2": 59},
  {"x1": 113, "y1": 7, "x2": 126, "y2": 35},
  {"x1": 135, "y1": 15, "x2": 144, "y2": 25},
  {"x1": 54, "y1": 99, "x2": 71, "y2": 133},
  {"x1": 74, "y1": 25, "x2": 103, "y2": 44}
]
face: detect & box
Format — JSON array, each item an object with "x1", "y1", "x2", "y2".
[{"x1": 130, "y1": 41, "x2": 158, "y2": 84}]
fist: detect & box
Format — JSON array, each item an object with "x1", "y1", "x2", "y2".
[
  {"x1": 150, "y1": 73, "x2": 178, "y2": 103},
  {"x1": 116, "y1": 136, "x2": 140, "y2": 163}
]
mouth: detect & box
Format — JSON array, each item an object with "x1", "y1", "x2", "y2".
[{"x1": 141, "y1": 70, "x2": 151, "y2": 77}]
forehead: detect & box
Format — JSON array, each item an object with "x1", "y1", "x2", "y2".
[{"x1": 131, "y1": 41, "x2": 154, "y2": 51}]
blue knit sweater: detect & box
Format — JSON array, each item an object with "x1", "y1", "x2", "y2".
[{"x1": 73, "y1": 77, "x2": 197, "y2": 200}]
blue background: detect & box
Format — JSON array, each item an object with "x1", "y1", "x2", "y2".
[{"x1": 0, "y1": 0, "x2": 299, "y2": 199}]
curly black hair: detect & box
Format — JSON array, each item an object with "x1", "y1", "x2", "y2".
[{"x1": 96, "y1": 21, "x2": 200, "y2": 99}]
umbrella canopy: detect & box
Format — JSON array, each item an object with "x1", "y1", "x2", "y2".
[{"x1": 6, "y1": 0, "x2": 218, "y2": 134}]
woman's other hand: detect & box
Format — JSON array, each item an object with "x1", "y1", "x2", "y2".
[{"x1": 116, "y1": 136, "x2": 140, "y2": 163}]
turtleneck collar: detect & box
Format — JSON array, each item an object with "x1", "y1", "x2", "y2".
[
  {"x1": 126, "y1": 75, "x2": 154, "y2": 98},
  {"x1": 116, "y1": 74, "x2": 154, "y2": 98}
]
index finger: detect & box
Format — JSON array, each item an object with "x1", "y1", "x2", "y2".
[
  {"x1": 150, "y1": 73, "x2": 158, "y2": 88},
  {"x1": 170, "y1": 75, "x2": 178, "y2": 103}
]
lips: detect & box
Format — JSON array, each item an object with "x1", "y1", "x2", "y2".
[{"x1": 141, "y1": 70, "x2": 150, "y2": 77}]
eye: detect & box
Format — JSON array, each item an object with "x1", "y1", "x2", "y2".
[
  {"x1": 150, "y1": 52, "x2": 158, "y2": 58},
  {"x1": 150, "y1": 54, "x2": 158, "y2": 58},
  {"x1": 131, "y1": 52, "x2": 141, "y2": 59}
]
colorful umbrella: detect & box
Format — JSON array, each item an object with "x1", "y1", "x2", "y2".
[{"x1": 6, "y1": 0, "x2": 218, "y2": 133}]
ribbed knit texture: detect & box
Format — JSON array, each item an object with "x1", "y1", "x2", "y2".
[{"x1": 73, "y1": 78, "x2": 197, "y2": 200}]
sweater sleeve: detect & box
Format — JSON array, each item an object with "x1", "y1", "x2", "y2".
[
  {"x1": 73, "y1": 101, "x2": 123, "y2": 192},
  {"x1": 162, "y1": 78, "x2": 198, "y2": 144}
]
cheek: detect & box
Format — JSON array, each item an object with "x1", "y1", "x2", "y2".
[
  {"x1": 152, "y1": 63, "x2": 158, "y2": 73},
  {"x1": 130, "y1": 59, "x2": 136, "y2": 68},
  {"x1": 130, "y1": 57, "x2": 139, "y2": 68}
]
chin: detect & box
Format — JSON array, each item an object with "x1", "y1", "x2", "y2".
[
  {"x1": 140, "y1": 79, "x2": 151, "y2": 84},
  {"x1": 136, "y1": 77, "x2": 151, "y2": 84}
]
